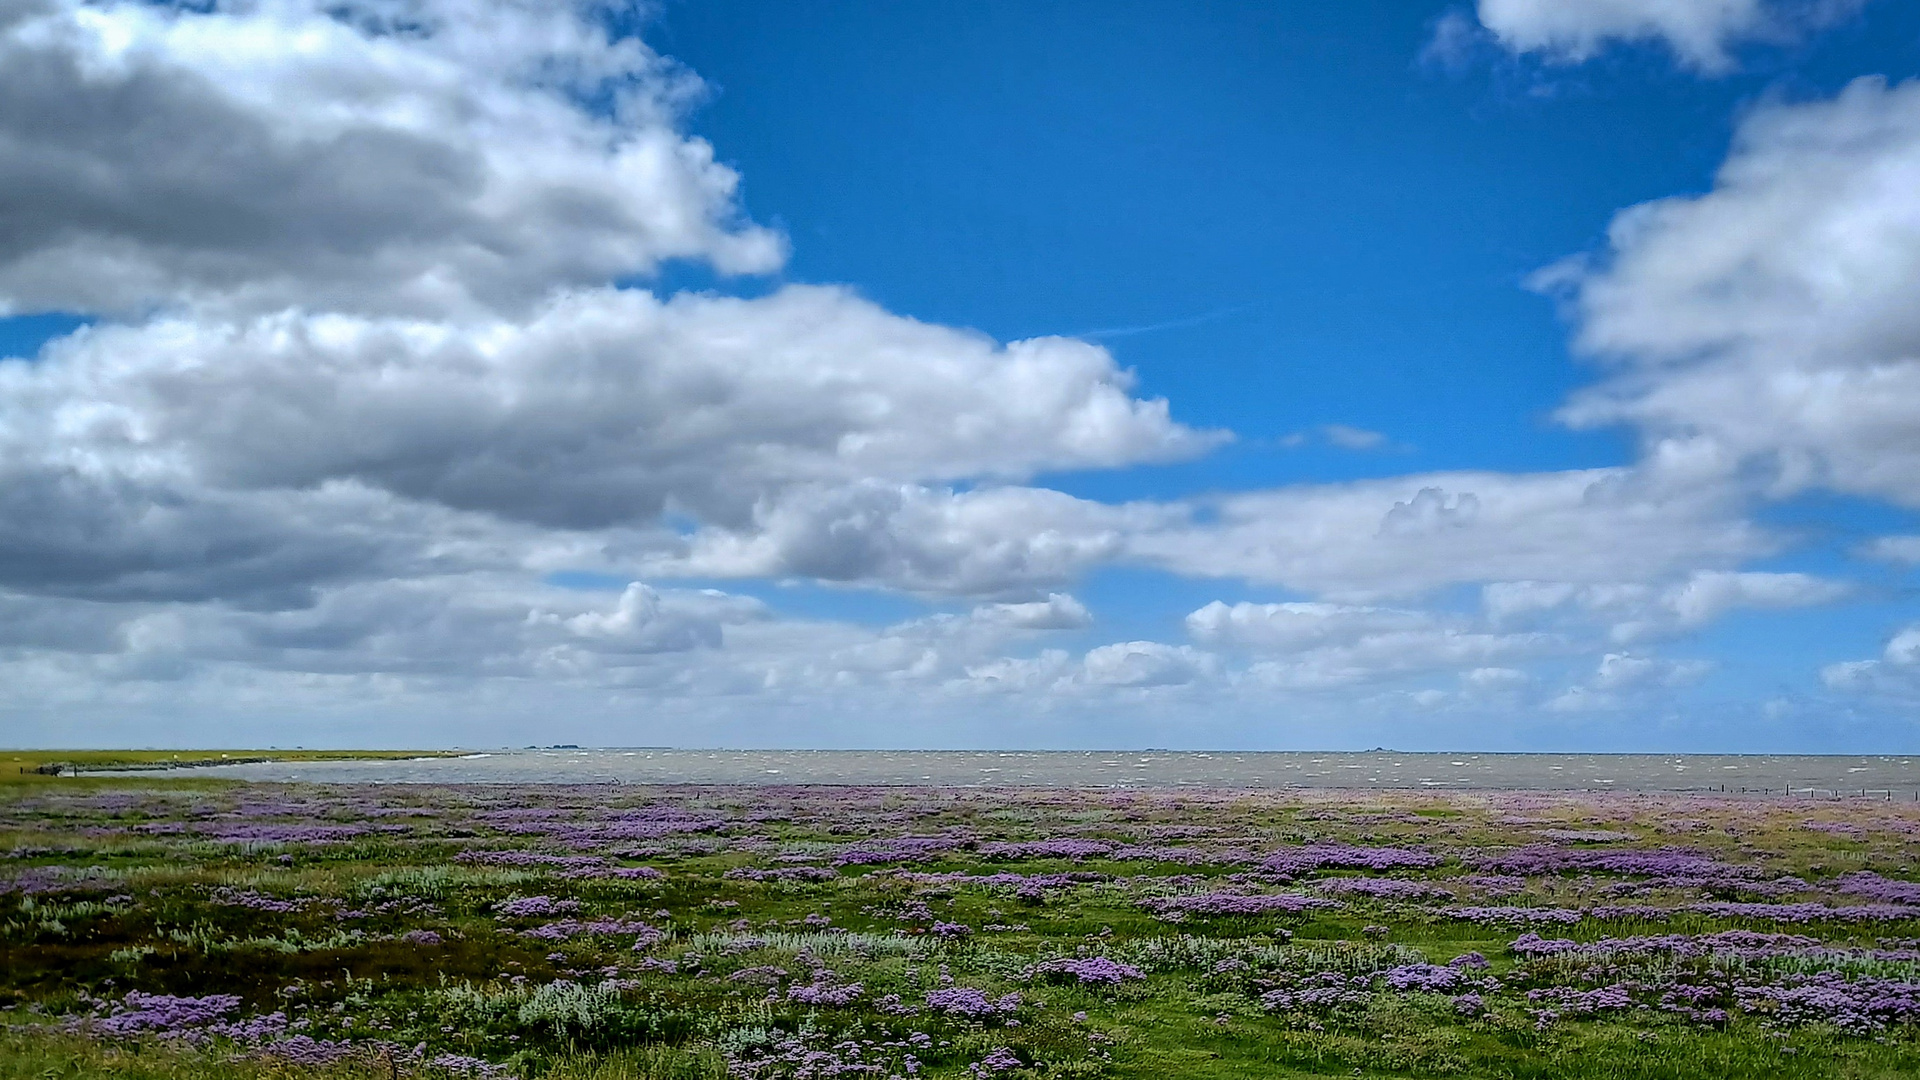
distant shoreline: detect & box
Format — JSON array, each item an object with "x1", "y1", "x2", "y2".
[
  {"x1": 4, "y1": 749, "x2": 461, "y2": 781},
  {"x1": 77, "y1": 747, "x2": 1920, "y2": 797}
]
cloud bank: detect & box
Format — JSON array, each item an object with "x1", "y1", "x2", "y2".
[
  {"x1": 1464, "y1": 0, "x2": 1865, "y2": 72},
  {"x1": 0, "y1": 0, "x2": 1899, "y2": 746}
]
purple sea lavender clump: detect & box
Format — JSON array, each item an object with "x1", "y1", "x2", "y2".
[
  {"x1": 1140, "y1": 892, "x2": 1338, "y2": 919},
  {"x1": 423, "y1": 1053, "x2": 518, "y2": 1079},
  {"x1": 1658, "y1": 982, "x2": 1731, "y2": 1026},
  {"x1": 399, "y1": 929, "x2": 444, "y2": 945},
  {"x1": 1314, "y1": 877, "x2": 1454, "y2": 902},
  {"x1": 1446, "y1": 906, "x2": 1582, "y2": 927},
  {"x1": 493, "y1": 895, "x2": 582, "y2": 918},
  {"x1": 1527, "y1": 985, "x2": 1635, "y2": 1019},
  {"x1": 1735, "y1": 972, "x2": 1920, "y2": 1033},
  {"x1": 1691, "y1": 901, "x2": 1920, "y2": 923},
  {"x1": 489, "y1": 809, "x2": 727, "y2": 848},
  {"x1": 1801, "y1": 820, "x2": 1867, "y2": 839},
  {"x1": 977, "y1": 839, "x2": 1114, "y2": 861},
  {"x1": 88, "y1": 991, "x2": 243, "y2": 1035},
  {"x1": 726, "y1": 1031, "x2": 919, "y2": 1079},
  {"x1": 1259, "y1": 972, "x2": 1373, "y2": 1014},
  {"x1": 968, "y1": 1046, "x2": 1023, "y2": 1077},
  {"x1": 832, "y1": 836, "x2": 972, "y2": 866},
  {"x1": 1380, "y1": 964, "x2": 1466, "y2": 992},
  {"x1": 1259, "y1": 844, "x2": 1439, "y2": 878},
  {"x1": 1454, "y1": 992, "x2": 1486, "y2": 1017},
  {"x1": 724, "y1": 866, "x2": 838, "y2": 883},
  {"x1": 1030, "y1": 957, "x2": 1145, "y2": 986},
  {"x1": 726, "y1": 966, "x2": 789, "y2": 986},
  {"x1": 1144, "y1": 824, "x2": 1213, "y2": 839},
  {"x1": 1470, "y1": 846, "x2": 1747, "y2": 879},
  {"x1": 786, "y1": 973, "x2": 865, "y2": 1006},
  {"x1": 521, "y1": 919, "x2": 664, "y2": 945},
  {"x1": 197, "y1": 823, "x2": 390, "y2": 844},
  {"x1": 1832, "y1": 871, "x2": 1920, "y2": 905},
  {"x1": 925, "y1": 986, "x2": 1022, "y2": 1020},
  {"x1": 1507, "y1": 929, "x2": 1865, "y2": 963},
  {"x1": 931, "y1": 921, "x2": 974, "y2": 939},
  {"x1": 253, "y1": 1035, "x2": 360, "y2": 1066},
  {"x1": 201, "y1": 1010, "x2": 293, "y2": 1044}
]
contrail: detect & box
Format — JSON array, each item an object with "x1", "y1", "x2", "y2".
[{"x1": 1069, "y1": 301, "x2": 1260, "y2": 340}]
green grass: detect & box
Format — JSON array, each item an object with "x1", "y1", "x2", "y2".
[
  {"x1": 0, "y1": 1029, "x2": 365, "y2": 1080},
  {"x1": 0, "y1": 1031, "x2": 728, "y2": 1080}
]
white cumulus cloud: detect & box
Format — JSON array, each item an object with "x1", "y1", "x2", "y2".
[
  {"x1": 1468, "y1": 0, "x2": 1862, "y2": 72},
  {"x1": 1483, "y1": 571, "x2": 1848, "y2": 642},
  {"x1": 1549, "y1": 78, "x2": 1920, "y2": 508},
  {"x1": 0, "y1": 0, "x2": 783, "y2": 318}
]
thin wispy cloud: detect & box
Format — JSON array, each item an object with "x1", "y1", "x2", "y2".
[{"x1": 1070, "y1": 302, "x2": 1261, "y2": 340}]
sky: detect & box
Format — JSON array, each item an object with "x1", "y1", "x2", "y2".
[{"x1": 2, "y1": 0, "x2": 1919, "y2": 751}]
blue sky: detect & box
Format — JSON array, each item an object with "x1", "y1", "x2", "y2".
[{"x1": 2, "y1": 0, "x2": 1918, "y2": 750}]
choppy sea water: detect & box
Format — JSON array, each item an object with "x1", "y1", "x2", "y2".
[{"x1": 127, "y1": 749, "x2": 1920, "y2": 794}]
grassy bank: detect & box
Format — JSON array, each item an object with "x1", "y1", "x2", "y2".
[{"x1": 2, "y1": 750, "x2": 461, "y2": 785}]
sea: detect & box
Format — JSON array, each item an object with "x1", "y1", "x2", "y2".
[{"x1": 124, "y1": 749, "x2": 1920, "y2": 795}]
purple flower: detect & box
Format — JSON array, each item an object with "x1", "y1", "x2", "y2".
[
  {"x1": 968, "y1": 1047, "x2": 1022, "y2": 1077},
  {"x1": 1470, "y1": 846, "x2": 1744, "y2": 879},
  {"x1": 786, "y1": 974, "x2": 864, "y2": 1006},
  {"x1": 833, "y1": 836, "x2": 972, "y2": 866},
  {"x1": 1831, "y1": 872, "x2": 1920, "y2": 905},
  {"x1": 1029, "y1": 957, "x2": 1144, "y2": 986},
  {"x1": 492, "y1": 895, "x2": 581, "y2": 918},
  {"x1": 726, "y1": 966, "x2": 788, "y2": 986},
  {"x1": 1735, "y1": 972, "x2": 1920, "y2": 1033},
  {"x1": 977, "y1": 839, "x2": 1114, "y2": 861},
  {"x1": 1691, "y1": 901, "x2": 1920, "y2": 923},
  {"x1": 724, "y1": 866, "x2": 837, "y2": 883},
  {"x1": 1141, "y1": 892, "x2": 1337, "y2": 918},
  {"x1": 1259, "y1": 845, "x2": 1439, "y2": 878},
  {"x1": 88, "y1": 992, "x2": 243, "y2": 1035},
  {"x1": 1315, "y1": 877, "x2": 1453, "y2": 902},
  {"x1": 1380, "y1": 964, "x2": 1466, "y2": 992},
  {"x1": 424, "y1": 1053, "x2": 517, "y2": 1079},
  {"x1": 925, "y1": 987, "x2": 1022, "y2": 1020},
  {"x1": 1446, "y1": 906, "x2": 1582, "y2": 927},
  {"x1": 1527, "y1": 985, "x2": 1635, "y2": 1018},
  {"x1": 520, "y1": 918, "x2": 663, "y2": 945}
]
